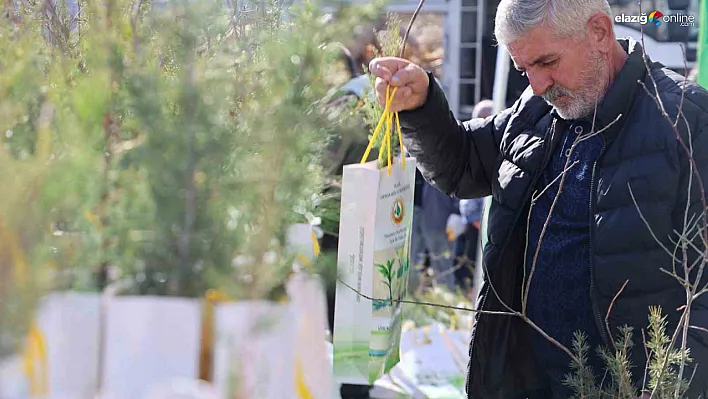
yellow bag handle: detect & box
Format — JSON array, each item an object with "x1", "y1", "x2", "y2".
[
  {"x1": 22, "y1": 321, "x2": 48, "y2": 397},
  {"x1": 294, "y1": 228, "x2": 321, "y2": 270},
  {"x1": 360, "y1": 85, "x2": 407, "y2": 175},
  {"x1": 295, "y1": 355, "x2": 315, "y2": 399}
]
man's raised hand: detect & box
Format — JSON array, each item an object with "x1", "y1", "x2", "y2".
[{"x1": 368, "y1": 57, "x2": 429, "y2": 112}]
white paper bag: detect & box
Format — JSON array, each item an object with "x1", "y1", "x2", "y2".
[
  {"x1": 0, "y1": 355, "x2": 27, "y2": 399},
  {"x1": 37, "y1": 292, "x2": 101, "y2": 398},
  {"x1": 387, "y1": 325, "x2": 468, "y2": 399},
  {"x1": 333, "y1": 157, "x2": 416, "y2": 385},
  {"x1": 0, "y1": 292, "x2": 102, "y2": 399},
  {"x1": 286, "y1": 273, "x2": 332, "y2": 399},
  {"x1": 100, "y1": 296, "x2": 201, "y2": 399},
  {"x1": 142, "y1": 378, "x2": 218, "y2": 399},
  {"x1": 286, "y1": 223, "x2": 321, "y2": 270},
  {"x1": 212, "y1": 273, "x2": 336, "y2": 399},
  {"x1": 211, "y1": 301, "x2": 298, "y2": 399}
]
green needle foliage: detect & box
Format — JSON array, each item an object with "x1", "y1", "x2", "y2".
[
  {"x1": 564, "y1": 306, "x2": 693, "y2": 399},
  {"x1": 0, "y1": 0, "x2": 370, "y2": 355}
]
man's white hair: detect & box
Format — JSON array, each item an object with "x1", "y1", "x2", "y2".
[{"x1": 494, "y1": 0, "x2": 613, "y2": 46}]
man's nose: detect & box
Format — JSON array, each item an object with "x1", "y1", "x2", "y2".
[{"x1": 527, "y1": 71, "x2": 553, "y2": 97}]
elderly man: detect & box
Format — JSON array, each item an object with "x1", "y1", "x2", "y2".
[{"x1": 369, "y1": 0, "x2": 708, "y2": 398}]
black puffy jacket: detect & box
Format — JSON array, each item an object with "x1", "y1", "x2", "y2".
[{"x1": 399, "y1": 38, "x2": 708, "y2": 398}]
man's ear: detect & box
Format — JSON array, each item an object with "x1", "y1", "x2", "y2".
[{"x1": 587, "y1": 12, "x2": 614, "y2": 52}]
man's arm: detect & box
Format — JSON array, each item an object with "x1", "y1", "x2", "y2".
[{"x1": 397, "y1": 74, "x2": 513, "y2": 199}]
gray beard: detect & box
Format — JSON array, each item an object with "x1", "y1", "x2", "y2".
[
  {"x1": 547, "y1": 96, "x2": 599, "y2": 120},
  {"x1": 542, "y1": 55, "x2": 608, "y2": 120}
]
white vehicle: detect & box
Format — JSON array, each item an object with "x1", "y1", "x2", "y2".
[
  {"x1": 441, "y1": 0, "x2": 700, "y2": 118},
  {"x1": 609, "y1": 0, "x2": 699, "y2": 74}
]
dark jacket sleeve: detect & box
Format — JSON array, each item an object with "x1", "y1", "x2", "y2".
[{"x1": 397, "y1": 73, "x2": 514, "y2": 199}]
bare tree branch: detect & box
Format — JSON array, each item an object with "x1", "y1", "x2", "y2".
[
  {"x1": 523, "y1": 112, "x2": 622, "y2": 315},
  {"x1": 689, "y1": 325, "x2": 708, "y2": 334},
  {"x1": 399, "y1": 0, "x2": 425, "y2": 58},
  {"x1": 675, "y1": 43, "x2": 688, "y2": 129},
  {"x1": 337, "y1": 278, "x2": 513, "y2": 317},
  {"x1": 605, "y1": 279, "x2": 629, "y2": 351},
  {"x1": 531, "y1": 160, "x2": 579, "y2": 203},
  {"x1": 628, "y1": 183, "x2": 683, "y2": 265}
]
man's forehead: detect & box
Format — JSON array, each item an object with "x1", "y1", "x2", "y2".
[
  {"x1": 507, "y1": 26, "x2": 562, "y2": 68},
  {"x1": 510, "y1": 50, "x2": 560, "y2": 70},
  {"x1": 509, "y1": 38, "x2": 564, "y2": 69}
]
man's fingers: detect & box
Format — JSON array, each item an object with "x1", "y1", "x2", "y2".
[
  {"x1": 375, "y1": 78, "x2": 412, "y2": 107},
  {"x1": 374, "y1": 77, "x2": 389, "y2": 104},
  {"x1": 369, "y1": 57, "x2": 409, "y2": 79},
  {"x1": 370, "y1": 62, "x2": 393, "y2": 81},
  {"x1": 391, "y1": 67, "x2": 412, "y2": 86},
  {"x1": 370, "y1": 56, "x2": 428, "y2": 111},
  {"x1": 397, "y1": 86, "x2": 412, "y2": 99}
]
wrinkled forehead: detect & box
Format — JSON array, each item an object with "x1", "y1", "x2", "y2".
[{"x1": 507, "y1": 25, "x2": 570, "y2": 69}]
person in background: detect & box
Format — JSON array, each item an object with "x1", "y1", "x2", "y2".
[
  {"x1": 471, "y1": 99, "x2": 494, "y2": 119},
  {"x1": 409, "y1": 179, "x2": 466, "y2": 292},
  {"x1": 408, "y1": 168, "x2": 426, "y2": 292},
  {"x1": 454, "y1": 197, "x2": 484, "y2": 292},
  {"x1": 453, "y1": 100, "x2": 493, "y2": 295}
]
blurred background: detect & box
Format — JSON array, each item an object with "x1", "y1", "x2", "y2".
[{"x1": 0, "y1": 0, "x2": 703, "y2": 397}]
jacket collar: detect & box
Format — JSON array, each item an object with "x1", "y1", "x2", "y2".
[{"x1": 550, "y1": 38, "x2": 649, "y2": 141}]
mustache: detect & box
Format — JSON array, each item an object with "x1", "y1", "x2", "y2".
[{"x1": 542, "y1": 85, "x2": 573, "y2": 103}]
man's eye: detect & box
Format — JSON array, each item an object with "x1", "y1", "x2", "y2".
[{"x1": 542, "y1": 60, "x2": 557, "y2": 67}]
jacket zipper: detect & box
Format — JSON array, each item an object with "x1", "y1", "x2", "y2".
[
  {"x1": 466, "y1": 119, "x2": 557, "y2": 398},
  {"x1": 589, "y1": 135, "x2": 610, "y2": 346}
]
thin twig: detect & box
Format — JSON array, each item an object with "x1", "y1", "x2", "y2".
[
  {"x1": 523, "y1": 110, "x2": 620, "y2": 314},
  {"x1": 398, "y1": 0, "x2": 425, "y2": 58},
  {"x1": 339, "y1": 276, "x2": 581, "y2": 363},
  {"x1": 689, "y1": 325, "x2": 708, "y2": 334},
  {"x1": 671, "y1": 229, "x2": 704, "y2": 269},
  {"x1": 521, "y1": 191, "x2": 535, "y2": 313},
  {"x1": 660, "y1": 268, "x2": 689, "y2": 288},
  {"x1": 693, "y1": 284, "x2": 708, "y2": 301},
  {"x1": 675, "y1": 43, "x2": 688, "y2": 129},
  {"x1": 641, "y1": 329, "x2": 652, "y2": 395},
  {"x1": 628, "y1": 183, "x2": 683, "y2": 264},
  {"x1": 637, "y1": 14, "x2": 707, "y2": 395},
  {"x1": 677, "y1": 270, "x2": 692, "y2": 399},
  {"x1": 524, "y1": 143, "x2": 575, "y2": 313},
  {"x1": 336, "y1": 278, "x2": 512, "y2": 317},
  {"x1": 522, "y1": 317, "x2": 580, "y2": 363},
  {"x1": 605, "y1": 279, "x2": 629, "y2": 351},
  {"x1": 531, "y1": 160, "x2": 579, "y2": 202},
  {"x1": 677, "y1": 106, "x2": 705, "y2": 271},
  {"x1": 685, "y1": 366, "x2": 699, "y2": 397},
  {"x1": 481, "y1": 257, "x2": 517, "y2": 314},
  {"x1": 638, "y1": 74, "x2": 707, "y2": 258}
]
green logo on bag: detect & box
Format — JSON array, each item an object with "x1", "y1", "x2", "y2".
[{"x1": 391, "y1": 199, "x2": 404, "y2": 225}]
